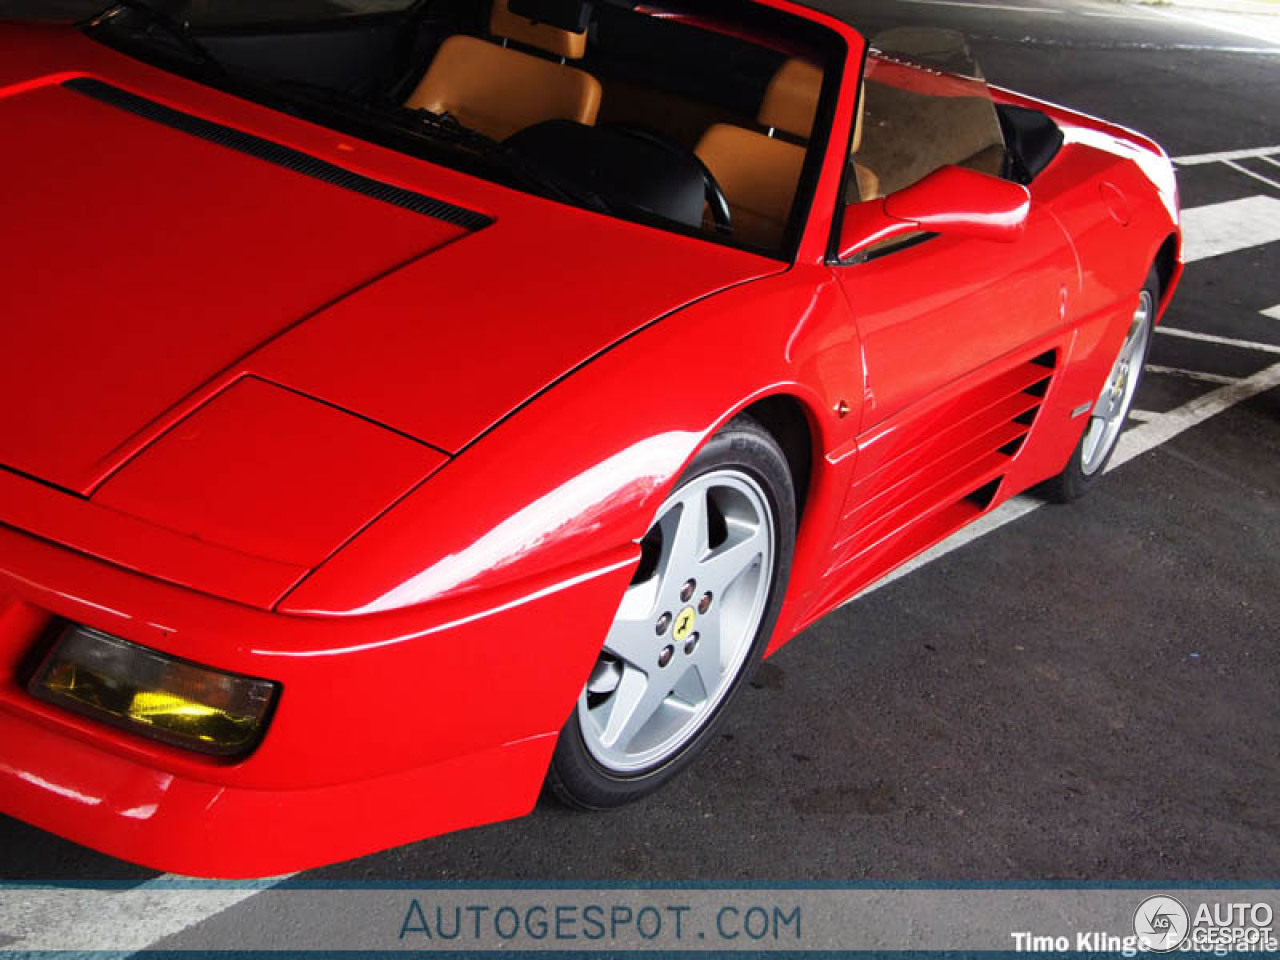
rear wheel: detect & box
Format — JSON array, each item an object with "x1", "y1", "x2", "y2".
[
  {"x1": 548, "y1": 417, "x2": 795, "y2": 809},
  {"x1": 1043, "y1": 268, "x2": 1158, "y2": 502}
]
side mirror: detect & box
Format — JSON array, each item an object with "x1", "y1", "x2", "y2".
[{"x1": 837, "y1": 165, "x2": 1031, "y2": 261}]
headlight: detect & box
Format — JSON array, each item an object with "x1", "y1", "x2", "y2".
[{"x1": 29, "y1": 625, "x2": 278, "y2": 758}]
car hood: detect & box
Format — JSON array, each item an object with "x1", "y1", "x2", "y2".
[
  {"x1": 0, "y1": 74, "x2": 474, "y2": 494},
  {"x1": 244, "y1": 206, "x2": 779, "y2": 455},
  {"x1": 0, "y1": 44, "x2": 781, "y2": 497}
]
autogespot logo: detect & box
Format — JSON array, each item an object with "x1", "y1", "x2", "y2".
[{"x1": 1134, "y1": 895, "x2": 1190, "y2": 952}]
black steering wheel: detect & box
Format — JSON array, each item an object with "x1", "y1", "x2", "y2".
[
  {"x1": 696, "y1": 153, "x2": 734, "y2": 235},
  {"x1": 608, "y1": 125, "x2": 733, "y2": 235}
]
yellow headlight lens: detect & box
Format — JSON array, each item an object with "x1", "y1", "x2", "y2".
[{"x1": 30, "y1": 625, "x2": 278, "y2": 757}]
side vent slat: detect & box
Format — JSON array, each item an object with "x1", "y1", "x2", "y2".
[
  {"x1": 856, "y1": 361, "x2": 1054, "y2": 479},
  {"x1": 828, "y1": 350, "x2": 1058, "y2": 577}
]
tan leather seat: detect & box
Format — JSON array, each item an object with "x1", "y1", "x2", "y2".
[
  {"x1": 854, "y1": 72, "x2": 1006, "y2": 200},
  {"x1": 758, "y1": 57, "x2": 822, "y2": 139},
  {"x1": 695, "y1": 124, "x2": 806, "y2": 249},
  {"x1": 850, "y1": 82, "x2": 881, "y2": 202},
  {"x1": 694, "y1": 57, "x2": 823, "y2": 249},
  {"x1": 405, "y1": 0, "x2": 602, "y2": 142},
  {"x1": 767, "y1": 67, "x2": 879, "y2": 202}
]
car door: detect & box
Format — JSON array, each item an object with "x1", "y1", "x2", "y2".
[{"x1": 820, "y1": 56, "x2": 1078, "y2": 594}]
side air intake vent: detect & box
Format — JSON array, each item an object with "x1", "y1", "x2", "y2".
[{"x1": 825, "y1": 349, "x2": 1058, "y2": 581}]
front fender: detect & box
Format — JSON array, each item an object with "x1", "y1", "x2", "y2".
[{"x1": 278, "y1": 265, "x2": 861, "y2": 620}]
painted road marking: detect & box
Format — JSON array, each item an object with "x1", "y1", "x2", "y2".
[
  {"x1": 1157, "y1": 326, "x2": 1280, "y2": 356},
  {"x1": 1180, "y1": 196, "x2": 1280, "y2": 262},
  {"x1": 1263, "y1": 305, "x2": 1280, "y2": 321},
  {"x1": 1141, "y1": 4, "x2": 1280, "y2": 48},
  {"x1": 1078, "y1": 8, "x2": 1159, "y2": 17},
  {"x1": 1127, "y1": 44, "x2": 1280, "y2": 53},
  {"x1": 895, "y1": 0, "x2": 1066, "y2": 13},
  {"x1": 891, "y1": 0, "x2": 1280, "y2": 34},
  {"x1": 857, "y1": 358, "x2": 1280, "y2": 600},
  {"x1": 1145, "y1": 364, "x2": 1240, "y2": 386},
  {"x1": 1173, "y1": 145, "x2": 1280, "y2": 166},
  {"x1": 1128, "y1": 409, "x2": 1160, "y2": 423},
  {"x1": 0, "y1": 874, "x2": 290, "y2": 953},
  {"x1": 1077, "y1": 7, "x2": 1172, "y2": 19},
  {"x1": 1224, "y1": 160, "x2": 1280, "y2": 192},
  {"x1": 1111, "y1": 360, "x2": 1280, "y2": 465}
]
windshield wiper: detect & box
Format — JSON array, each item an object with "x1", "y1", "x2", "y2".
[
  {"x1": 407, "y1": 109, "x2": 616, "y2": 211},
  {"x1": 91, "y1": 0, "x2": 225, "y2": 76}
]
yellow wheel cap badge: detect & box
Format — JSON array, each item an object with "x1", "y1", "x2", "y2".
[{"x1": 672, "y1": 606, "x2": 697, "y2": 643}]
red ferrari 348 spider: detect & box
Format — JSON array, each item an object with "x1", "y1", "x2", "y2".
[{"x1": 0, "y1": 0, "x2": 1180, "y2": 876}]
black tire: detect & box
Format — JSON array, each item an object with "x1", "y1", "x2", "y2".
[
  {"x1": 547, "y1": 415, "x2": 796, "y2": 810},
  {"x1": 1041, "y1": 266, "x2": 1159, "y2": 503}
]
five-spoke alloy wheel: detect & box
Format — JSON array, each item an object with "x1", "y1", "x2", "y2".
[
  {"x1": 548, "y1": 417, "x2": 795, "y2": 808},
  {"x1": 1080, "y1": 286, "x2": 1154, "y2": 476},
  {"x1": 1043, "y1": 267, "x2": 1159, "y2": 502}
]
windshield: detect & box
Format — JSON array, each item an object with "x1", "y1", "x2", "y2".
[
  {"x1": 852, "y1": 32, "x2": 1004, "y2": 201},
  {"x1": 181, "y1": 0, "x2": 415, "y2": 27},
  {"x1": 83, "y1": 0, "x2": 844, "y2": 259}
]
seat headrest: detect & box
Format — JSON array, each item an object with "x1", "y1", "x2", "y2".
[
  {"x1": 758, "y1": 58, "x2": 823, "y2": 140},
  {"x1": 491, "y1": 0, "x2": 591, "y2": 60}
]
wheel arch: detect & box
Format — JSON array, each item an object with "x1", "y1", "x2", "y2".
[
  {"x1": 1152, "y1": 231, "x2": 1181, "y2": 314},
  {"x1": 737, "y1": 393, "x2": 817, "y2": 523}
]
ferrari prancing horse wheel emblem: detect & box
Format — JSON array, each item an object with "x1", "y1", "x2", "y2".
[{"x1": 672, "y1": 606, "x2": 697, "y2": 644}]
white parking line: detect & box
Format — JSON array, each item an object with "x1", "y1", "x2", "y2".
[
  {"x1": 1128, "y1": 409, "x2": 1161, "y2": 422},
  {"x1": 1111, "y1": 361, "x2": 1280, "y2": 464},
  {"x1": 1263, "y1": 305, "x2": 1280, "y2": 321},
  {"x1": 1077, "y1": 7, "x2": 1167, "y2": 19},
  {"x1": 891, "y1": 0, "x2": 1280, "y2": 32},
  {"x1": 1180, "y1": 196, "x2": 1280, "y2": 262},
  {"x1": 1145, "y1": 363, "x2": 1240, "y2": 385},
  {"x1": 0, "y1": 875, "x2": 290, "y2": 953},
  {"x1": 1173, "y1": 145, "x2": 1280, "y2": 166},
  {"x1": 1140, "y1": 4, "x2": 1280, "y2": 48},
  {"x1": 1224, "y1": 160, "x2": 1280, "y2": 192},
  {"x1": 894, "y1": 0, "x2": 1066, "y2": 12},
  {"x1": 1157, "y1": 326, "x2": 1280, "y2": 355}
]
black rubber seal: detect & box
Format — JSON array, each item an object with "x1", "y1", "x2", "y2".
[{"x1": 64, "y1": 76, "x2": 492, "y2": 231}]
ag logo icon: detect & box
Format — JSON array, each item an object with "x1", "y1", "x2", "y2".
[{"x1": 1133, "y1": 895, "x2": 1189, "y2": 952}]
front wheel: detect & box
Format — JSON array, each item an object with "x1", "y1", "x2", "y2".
[
  {"x1": 547, "y1": 417, "x2": 795, "y2": 809},
  {"x1": 1043, "y1": 268, "x2": 1158, "y2": 502}
]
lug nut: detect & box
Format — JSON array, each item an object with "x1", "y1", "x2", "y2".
[
  {"x1": 698, "y1": 592, "x2": 713, "y2": 614},
  {"x1": 655, "y1": 612, "x2": 672, "y2": 635},
  {"x1": 658, "y1": 644, "x2": 674, "y2": 667},
  {"x1": 680, "y1": 579, "x2": 696, "y2": 602},
  {"x1": 684, "y1": 632, "x2": 700, "y2": 655}
]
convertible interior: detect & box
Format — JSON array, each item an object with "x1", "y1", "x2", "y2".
[{"x1": 92, "y1": 0, "x2": 1064, "y2": 256}]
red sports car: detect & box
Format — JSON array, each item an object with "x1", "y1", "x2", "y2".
[{"x1": 0, "y1": 0, "x2": 1180, "y2": 877}]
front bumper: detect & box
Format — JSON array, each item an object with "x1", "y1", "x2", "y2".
[{"x1": 0, "y1": 524, "x2": 635, "y2": 877}]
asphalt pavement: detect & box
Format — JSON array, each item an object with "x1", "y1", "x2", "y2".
[{"x1": 1, "y1": 0, "x2": 1278, "y2": 947}]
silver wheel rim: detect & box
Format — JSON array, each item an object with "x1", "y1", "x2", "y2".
[
  {"x1": 577, "y1": 468, "x2": 776, "y2": 775},
  {"x1": 1081, "y1": 289, "x2": 1153, "y2": 476}
]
